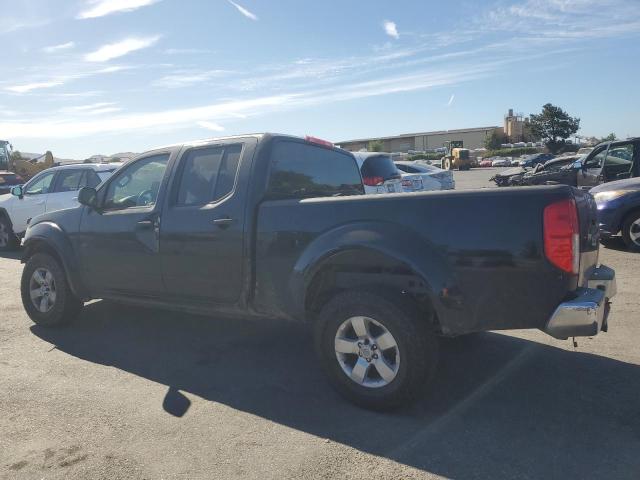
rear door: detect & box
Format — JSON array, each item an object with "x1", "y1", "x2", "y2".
[
  {"x1": 159, "y1": 138, "x2": 256, "y2": 304},
  {"x1": 46, "y1": 168, "x2": 102, "y2": 213}
]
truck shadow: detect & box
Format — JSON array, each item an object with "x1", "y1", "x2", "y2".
[{"x1": 31, "y1": 301, "x2": 640, "y2": 479}]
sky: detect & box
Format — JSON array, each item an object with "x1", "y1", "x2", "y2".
[{"x1": 1, "y1": 0, "x2": 639, "y2": 159}]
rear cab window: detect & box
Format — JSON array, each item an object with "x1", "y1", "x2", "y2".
[{"x1": 267, "y1": 141, "x2": 364, "y2": 199}]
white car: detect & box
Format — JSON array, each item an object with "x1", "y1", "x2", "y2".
[
  {"x1": 0, "y1": 163, "x2": 121, "y2": 250},
  {"x1": 394, "y1": 161, "x2": 455, "y2": 191},
  {"x1": 491, "y1": 158, "x2": 512, "y2": 167},
  {"x1": 352, "y1": 152, "x2": 403, "y2": 194}
]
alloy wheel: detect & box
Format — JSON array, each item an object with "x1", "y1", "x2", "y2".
[
  {"x1": 630, "y1": 218, "x2": 640, "y2": 247},
  {"x1": 29, "y1": 268, "x2": 57, "y2": 313},
  {"x1": 334, "y1": 316, "x2": 400, "y2": 388},
  {"x1": 0, "y1": 222, "x2": 8, "y2": 248}
]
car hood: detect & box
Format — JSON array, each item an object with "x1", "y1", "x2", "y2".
[
  {"x1": 494, "y1": 166, "x2": 526, "y2": 177},
  {"x1": 590, "y1": 176, "x2": 640, "y2": 193},
  {"x1": 28, "y1": 205, "x2": 84, "y2": 233}
]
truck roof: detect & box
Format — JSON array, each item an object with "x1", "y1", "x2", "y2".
[{"x1": 150, "y1": 133, "x2": 343, "y2": 152}]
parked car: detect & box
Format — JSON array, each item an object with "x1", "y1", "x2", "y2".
[
  {"x1": 491, "y1": 158, "x2": 511, "y2": 167},
  {"x1": 353, "y1": 152, "x2": 403, "y2": 194},
  {"x1": 591, "y1": 177, "x2": 640, "y2": 251},
  {"x1": 479, "y1": 159, "x2": 493, "y2": 167},
  {"x1": 491, "y1": 155, "x2": 582, "y2": 187},
  {"x1": 0, "y1": 172, "x2": 25, "y2": 195},
  {"x1": 0, "y1": 163, "x2": 120, "y2": 250},
  {"x1": 20, "y1": 133, "x2": 616, "y2": 410},
  {"x1": 394, "y1": 161, "x2": 455, "y2": 191},
  {"x1": 519, "y1": 153, "x2": 555, "y2": 169}
]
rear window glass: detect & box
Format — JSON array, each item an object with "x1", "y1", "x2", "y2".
[
  {"x1": 361, "y1": 155, "x2": 400, "y2": 180},
  {"x1": 267, "y1": 141, "x2": 363, "y2": 199}
]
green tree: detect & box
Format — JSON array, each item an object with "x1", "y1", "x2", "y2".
[
  {"x1": 529, "y1": 103, "x2": 580, "y2": 154},
  {"x1": 601, "y1": 133, "x2": 617, "y2": 142},
  {"x1": 484, "y1": 130, "x2": 506, "y2": 150},
  {"x1": 368, "y1": 140, "x2": 384, "y2": 152}
]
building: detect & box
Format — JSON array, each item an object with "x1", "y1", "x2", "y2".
[{"x1": 337, "y1": 126, "x2": 501, "y2": 153}]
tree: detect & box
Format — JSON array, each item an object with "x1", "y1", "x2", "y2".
[
  {"x1": 368, "y1": 140, "x2": 384, "y2": 152},
  {"x1": 484, "y1": 130, "x2": 506, "y2": 150},
  {"x1": 601, "y1": 133, "x2": 617, "y2": 142},
  {"x1": 529, "y1": 103, "x2": 580, "y2": 154}
]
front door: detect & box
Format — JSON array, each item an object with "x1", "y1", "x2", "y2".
[
  {"x1": 160, "y1": 139, "x2": 254, "y2": 304},
  {"x1": 12, "y1": 170, "x2": 55, "y2": 234},
  {"x1": 577, "y1": 144, "x2": 608, "y2": 188},
  {"x1": 79, "y1": 153, "x2": 171, "y2": 298},
  {"x1": 602, "y1": 143, "x2": 636, "y2": 182}
]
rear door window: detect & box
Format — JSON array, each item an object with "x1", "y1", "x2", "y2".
[
  {"x1": 53, "y1": 169, "x2": 84, "y2": 192},
  {"x1": 175, "y1": 144, "x2": 243, "y2": 206},
  {"x1": 267, "y1": 141, "x2": 363, "y2": 199}
]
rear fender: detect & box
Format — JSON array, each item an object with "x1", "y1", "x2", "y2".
[
  {"x1": 22, "y1": 222, "x2": 88, "y2": 299},
  {"x1": 289, "y1": 222, "x2": 453, "y2": 327}
]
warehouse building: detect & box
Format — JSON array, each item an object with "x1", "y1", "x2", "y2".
[{"x1": 337, "y1": 126, "x2": 501, "y2": 153}]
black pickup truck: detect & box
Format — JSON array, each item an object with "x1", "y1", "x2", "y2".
[{"x1": 20, "y1": 134, "x2": 616, "y2": 410}]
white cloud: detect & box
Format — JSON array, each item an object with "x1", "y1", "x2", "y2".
[
  {"x1": 383, "y1": 20, "x2": 399, "y2": 39},
  {"x1": 228, "y1": 0, "x2": 258, "y2": 21},
  {"x1": 197, "y1": 121, "x2": 225, "y2": 132},
  {"x1": 153, "y1": 70, "x2": 232, "y2": 88},
  {"x1": 447, "y1": 94, "x2": 455, "y2": 107},
  {"x1": 6, "y1": 81, "x2": 63, "y2": 93},
  {"x1": 77, "y1": 0, "x2": 160, "y2": 19},
  {"x1": 43, "y1": 42, "x2": 75, "y2": 53},
  {"x1": 85, "y1": 36, "x2": 160, "y2": 62}
]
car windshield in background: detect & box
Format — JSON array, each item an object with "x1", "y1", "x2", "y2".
[
  {"x1": 361, "y1": 155, "x2": 401, "y2": 181},
  {"x1": 0, "y1": 174, "x2": 23, "y2": 185}
]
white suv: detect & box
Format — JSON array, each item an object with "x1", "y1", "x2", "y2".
[{"x1": 0, "y1": 163, "x2": 121, "y2": 250}]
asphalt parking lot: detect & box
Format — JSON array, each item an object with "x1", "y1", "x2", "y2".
[{"x1": 1, "y1": 168, "x2": 639, "y2": 480}]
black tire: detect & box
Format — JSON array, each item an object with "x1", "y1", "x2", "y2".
[
  {"x1": 621, "y1": 210, "x2": 640, "y2": 252},
  {"x1": 21, "y1": 253, "x2": 83, "y2": 327},
  {"x1": 314, "y1": 290, "x2": 438, "y2": 411},
  {"x1": 0, "y1": 216, "x2": 19, "y2": 251}
]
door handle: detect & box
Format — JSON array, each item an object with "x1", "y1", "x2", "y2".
[
  {"x1": 213, "y1": 217, "x2": 234, "y2": 228},
  {"x1": 137, "y1": 220, "x2": 154, "y2": 230}
]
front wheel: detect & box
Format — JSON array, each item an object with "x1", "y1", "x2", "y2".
[
  {"x1": 315, "y1": 290, "x2": 438, "y2": 410},
  {"x1": 0, "y1": 216, "x2": 19, "y2": 251},
  {"x1": 21, "y1": 253, "x2": 83, "y2": 327},
  {"x1": 622, "y1": 211, "x2": 640, "y2": 252}
]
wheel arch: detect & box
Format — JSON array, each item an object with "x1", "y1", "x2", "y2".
[
  {"x1": 287, "y1": 222, "x2": 452, "y2": 333},
  {"x1": 0, "y1": 207, "x2": 12, "y2": 228},
  {"x1": 22, "y1": 223, "x2": 89, "y2": 300}
]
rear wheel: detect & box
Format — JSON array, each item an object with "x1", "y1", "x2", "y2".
[
  {"x1": 622, "y1": 211, "x2": 640, "y2": 252},
  {"x1": 21, "y1": 253, "x2": 83, "y2": 326},
  {"x1": 315, "y1": 290, "x2": 438, "y2": 410},
  {"x1": 0, "y1": 216, "x2": 19, "y2": 251}
]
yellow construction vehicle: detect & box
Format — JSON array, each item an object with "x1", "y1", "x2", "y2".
[
  {"x1": 442, "y1": 140, "x2": 471, "y2": 171},
  {"x1": 3, "y1": 140, "x2": 55, "y2": 181}
]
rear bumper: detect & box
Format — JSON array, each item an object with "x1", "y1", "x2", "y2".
[{"x1": 544, "y1": 264, "x2": 616, "y2": 340}]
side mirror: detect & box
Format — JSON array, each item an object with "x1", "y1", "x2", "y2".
[
  {"x1": 78, "y1": 187, "x2": 97, "y2": 208},
  {"x1": 11, "y1": 185, "x2": 23, "y2": 198}
]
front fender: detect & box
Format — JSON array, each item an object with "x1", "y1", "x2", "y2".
[
  {"x1": 22, "y1": 222, "x2": 88, "y2": 299},
  {"x1": 288, "y1": 221, "x2": 453, "y2": 322}
]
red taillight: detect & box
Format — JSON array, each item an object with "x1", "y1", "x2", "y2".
[
  {"x1": 544, "y1": 199, "x2": 580, "y2": 274},
  {"x1": 305, "y1": 135, "x2": 334, "y2": 148},
  {"x1": 363, "y1": 176, "x2": 384, "y2": 186}
]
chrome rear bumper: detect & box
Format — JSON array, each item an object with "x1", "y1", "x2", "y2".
[{"x1": 544, "y1": 264, "x2": 616, "y2": 340}]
